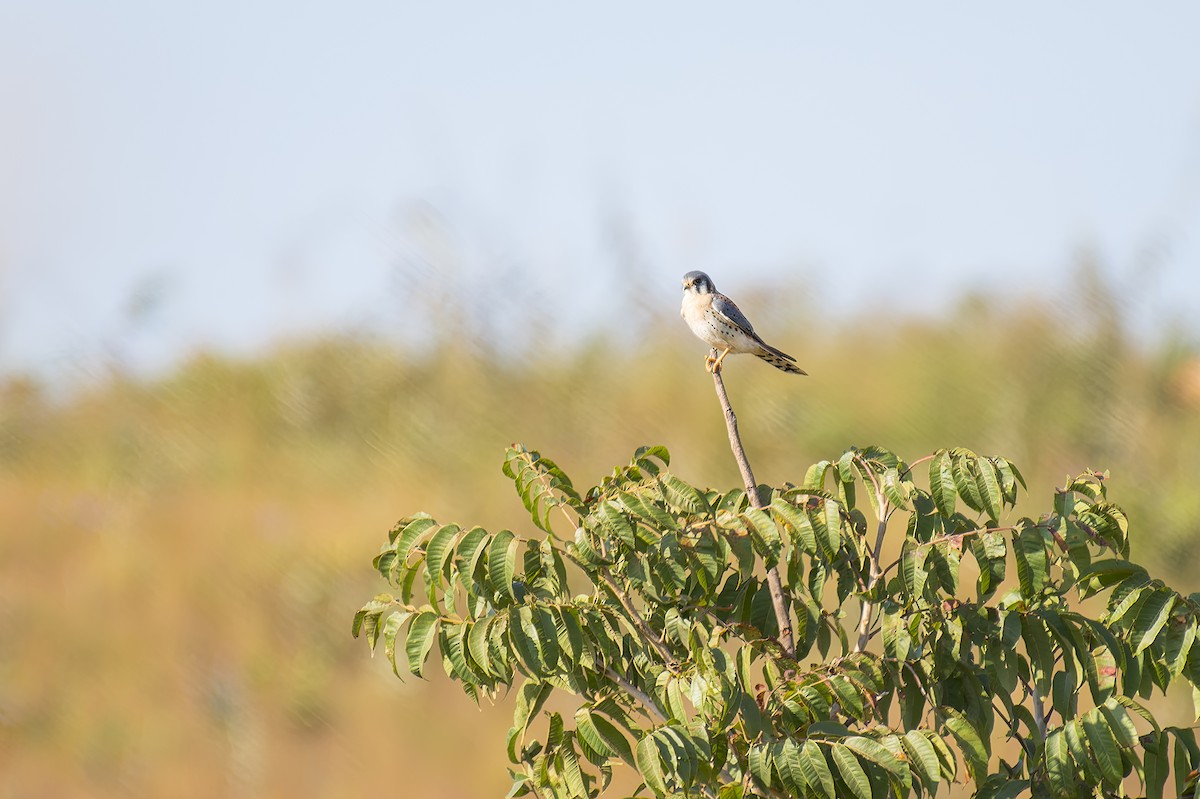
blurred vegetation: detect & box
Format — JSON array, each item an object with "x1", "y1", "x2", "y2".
[{"x1": 1, "y1": 265, "x2": 1198, "y2": 797}]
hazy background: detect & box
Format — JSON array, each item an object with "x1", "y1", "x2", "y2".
[{"x1": 2, "y1": 2, "x2": 1199, "y2": 797}]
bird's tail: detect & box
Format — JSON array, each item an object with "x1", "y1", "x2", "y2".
[{"x1": 755, "y1": 345, "x2": 807, "y2": 375}]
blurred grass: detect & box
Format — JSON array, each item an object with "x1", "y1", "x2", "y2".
[{"x1": 2, "y1": 271, "x2": 1199, "y2": 797}]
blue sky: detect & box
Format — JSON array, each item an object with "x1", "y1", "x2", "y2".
[{"x1": 2, "y1": 2, "x2": 1198, "y2": 379}]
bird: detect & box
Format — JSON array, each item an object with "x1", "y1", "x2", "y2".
[{"x1": 680, "y1": 271, "x2": 806, "y2": 375}]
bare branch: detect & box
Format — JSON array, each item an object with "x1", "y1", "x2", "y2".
[{"x1": 709, "y1": 359, "x2": 795, "y2": 659}]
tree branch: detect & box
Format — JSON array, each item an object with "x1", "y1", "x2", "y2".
[
  {"x1": 604, "y1": 667, "x2": 668, "y2": 723},
  {"x1": 1030, "y1": 682, "x2": 1047, "y2": 739},
  {"x1": 596, "y1": 571, "x2": 677, "y2": 666},
  {"x1": 709, "y1": 358, "x2": 795, "y2": 659},
  {"x1": 558, "y1": 542, "x2": 678, "y2": 667},
  {"x1": 854, "y1": 455, "x2": 892, "y2": 653}
]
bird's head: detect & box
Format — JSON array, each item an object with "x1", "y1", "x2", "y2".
[{"x1": 682, "y1": 271, "x2": 715, "y2": 295}]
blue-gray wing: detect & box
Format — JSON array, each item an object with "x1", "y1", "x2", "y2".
[{"x1": 713, "y1": 294, "x2": 762, "y2": 340}]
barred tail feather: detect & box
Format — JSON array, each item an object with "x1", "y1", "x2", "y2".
[{"x1": 756, "y1": 350, "x2": 807, "y2": 375}]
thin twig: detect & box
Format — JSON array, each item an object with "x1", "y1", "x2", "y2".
[
  {"x1": 875, "y1": 521, "x2": 1049, "y2": 582},
  {"x1": 899, "y1": 453, "x2": 936, "y2": 480},
  {"x1": 709, "y1": 359, "x2": 795, "y2": 659},
  {"x1": 992, "y1": 699, "x2": 1037, "y2": 760},
  {"x1": 604, "y1": 667, "x2": 668, "y2": 723},
  {"x1": 597, "y1": 572, "x2": 677, "y2": 666},
  {"x1": 557, "y1": 543, "x2": 678, "y2": 667}
]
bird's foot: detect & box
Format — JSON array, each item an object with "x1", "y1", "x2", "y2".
[{"x1": 711, "y1": 347, "x2": 731, "y2": 373}]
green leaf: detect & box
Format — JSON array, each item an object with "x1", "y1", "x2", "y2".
[
  {"x1": 901, "y1": 544, "x2": 929, "y2": 601},
  {"x1": 1163, "y1": 615, "x2": 1196, "y2": 679},
  {"x1": 454, "y1": 526, "x2": 492, "y2": 587},
  {"x1": 512, "y1": 680, "x2": 552, "y2": 740},
  {"x1": 772, "y1": 496, "x2": 817, "y2": 554},
  {"x1": 1173, "y1": 729, "x2": 1200, "y2": 796},
  {"x1": 929, "y1": 451, "x2": 956, "y2": 517},
  {"x1": 951, "y1": 449, "x2": 985, "y2": 513},
  {"x1": 1064, "y1": 719, "x2": 1103, "y2": 786},
  {"x1": 1099, "y1": 712, "x2": 1136, "y2": 779},
  {"x1": 1014, "y1": 526, "x2": 1048, "y2": 601},
  {"x1": 747, "y1": 743, "x2": 772, "y2": 790},
  {"x1": 1043, "y1": 727, "x2": 1075, "y2": 798},
  {"x1": 1131, "y1": 589, "x2": 1176, "y2": 656},
  {"x1": 574, "y1": 709, "x2": 612, "y2": 759},
  {"x1": 1144, "y1": 733, "x2": 1169, "y2": 799},
  {"x1": 596, "y1": 502, "x2": 636, "y2": 549},
  {"x1": 352, "y1": 594, "x2": 392, "y2": 644},
  {"x1": 971, "y1": 530, "x2": 1007, "y2": 600},
  {"x1": 829, "y1": 677, "x2": 865, "y2": 722},
  {"x1": 742, "y1": 507, "x2": 782, "y2": 567},
  {"x1": 619, "y1": 490, "x2": 678, "y2": 533},
  {"x1": 487, "y1": 529, "x2": 519, "y2": 601},
  {"x1": 900, "y1": 730, "x2": 941, "y2": 791},
  {"x1": 880, "y1": 467, "x2": 910, "y2": 510},
  {"x1": 440, "y1": 621, "x2": 473, "y2": 680},
  {"x1": 943, "y1": 711, "x2": 988, "y2": 781},
  {"x1": 634, "y1": 444, "x2": 671, "y2": 469},
  {"x1": 1082, "y1": 711, "x2": 1124, "y2": 786},
  {"x1": 468, "y1": 615, "x2": 496, "y2": 676},
  {"x1": 554, "y1": 607, "x2": 586, "y2": 667},
  {"x1": 382, "y1": 610, "x2": 414, "y2": 676},
  {"x1": 800, "y1": 740, "x2": 835, "y2": 799},
  {"x1": 881, "y1": 602, "x2": 912, "y2": 662},
  {"x1": 576, "y1": 707, "x2": 635, "y2": 765},
  {"x1": 1076, "y1": 558, "x2": 1145, "y2": 593},
  {"x1": 837, "y1": 450, "x2": 856, "y2": 484},
  {"x1": 823, "y1": 499, "x2": 842, "y2": 553},
  {"x1": 830, "y1": 743, "x2": 872, "y2": 799},
  {"x1": 405, "y1": 610, "x2": 439, "y2": 678},
  {"x1": 510, "y1": 606, "x2": 550, "y2": 676},
  {"x1": 660, "y1": 474, "x2": 711, "y2": 515},
  {"x1": 559, "y1": 734, "x2": 587, "y2": 798},
  {"x1": 978, "y1": 778, "x2": 1029, "y2": 799},
  {"x1": 775, "y1": 739, "x2": 804, "y2": 795},
  {"x1": 1022, "y1": 614, "x2": 1055, "y2": 695},
  {"x1": 804, "y1": 460, "x2": 831, "y2": 490},
  {"x1": 974, "y1": 456, "x2": 1003, "y2": 521},
  {"x1": 391, "y1": 515, "x2": 438, "y2": 552},
  {"x1": 424, "y1": 523, "x2": 462, "y2": 598},
  {"x1": 842, "y1": 736, "x2": 905, "y2": 778},
  {"x1": 1107, "y1": 573, "x2": 1152, "y2": 625}
]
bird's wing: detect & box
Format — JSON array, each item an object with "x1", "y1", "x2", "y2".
[{"x1": 713, "y1": 294, "x2": 764, "y2": 340}]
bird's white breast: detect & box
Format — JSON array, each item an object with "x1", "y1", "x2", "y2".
[{"x1": 681, "y1": 291, "x2": 727, "y2": 348}]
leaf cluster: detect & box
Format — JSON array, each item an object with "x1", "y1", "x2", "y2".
[{"x1": 355, "y1": 444, "x2": 1200, "y2": 799}]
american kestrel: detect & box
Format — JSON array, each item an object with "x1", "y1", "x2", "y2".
[{"x1": 680, "y1": 271, "x2": 806, "y2": 375}]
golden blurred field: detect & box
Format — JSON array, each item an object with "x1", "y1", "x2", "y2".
[{"x1": 2, "y1": 271, "x2": 1198, "y2": 797}]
